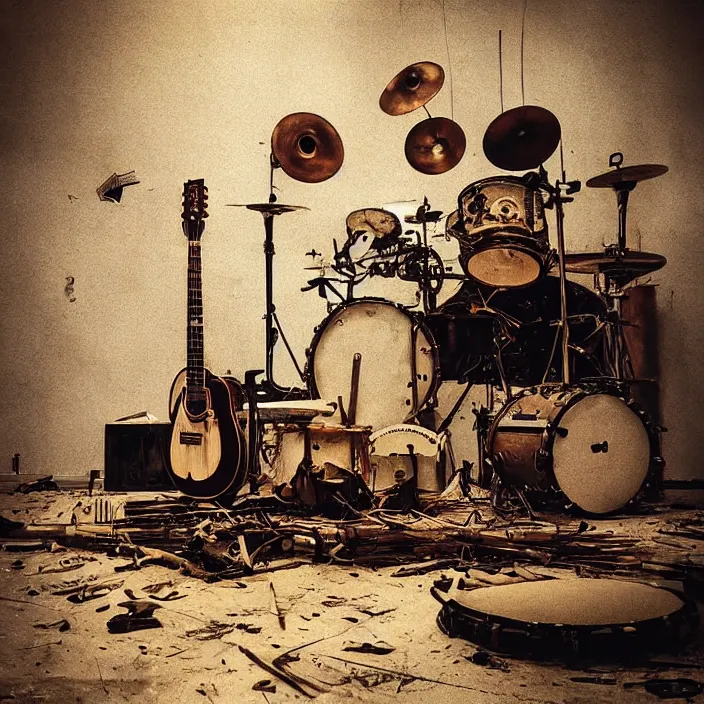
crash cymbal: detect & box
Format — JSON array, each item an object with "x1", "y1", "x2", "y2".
[
  {"x1": 483, "y1": 105, "x2": 561, "y2": 171},
  {"x1": 586, "y1": 164, "x2": 668, "y2": 188},
  {"x1": 346, "y1": 208, "x2": 402, "y2": 238},
  {"x1": 405, "y1": 117, "x2": 466, "y2": 175},
  {"x1": 271, "y1": 113, "x2": 344, "y2": 183},
  {"x1": 565, "y1": 250, "x2": 666, "y2": 286},
  {"x1": 226, "y1": 203, "x2": 309, "y2": 216},
  {"x1": 379, "y1": 62, "x2": 445, "y2": 116}
]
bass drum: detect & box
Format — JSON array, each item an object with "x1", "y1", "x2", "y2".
[
  {"x1": 486, "y1": 385, "x2": 652, "y2": 514},
  {"x1": 307, "y1": 298, "x2": 438, "y2": 431},
  {"x1": 427, "y1": 277, "x2": 607, "y2": 386}
]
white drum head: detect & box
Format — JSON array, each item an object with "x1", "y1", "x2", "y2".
[
  {"x1": 467, "y1": 247, "x2": 541, "y2": 288},
  {"x1": 552, "y1": 394, "x2": 650, "y2": 514},
  {"x1": 311, "y1": 300, "x2": 436, "y2": 430}
]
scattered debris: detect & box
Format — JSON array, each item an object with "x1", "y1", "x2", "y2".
[
  {"x1": 13, "y1": 476, "x2": 59, "y2": 494},
  {"x1": 466, "y1": 649, "x2": 510, "y2": 672},
  {"x1": 32, "y1": 619, "x2": 70, "y2": 632},
  {"x1": 252, "y1": 679, "x2": 276, "y2": 693},
  {"x1": 342, "y1": 641, "x2": 395, "y2": 656},
  {"x1": 65, "y1": 579, "x2": 124, "y2": 603},
  {"x1": 37, "y1": 555, "x2": 97, "y2": 574},
  {"x1": 269, "y1": 581, "x2": 285, "y2": 630},
  {"x1": 96, "y1": 171, "x2": 140, "y2": 203},
  {"x1": 106, "y1": 600, "x2": 162, "y2": 634},
  {"x1": 185, "y1": 621, "x2": 238, "y2": 641},
  {"x1": 623, "y1": 678, "x2": 704, "y2": 699}
]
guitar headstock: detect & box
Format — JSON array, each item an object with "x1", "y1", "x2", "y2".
[{"x1": 181, "y1": 179, "x2": 209, "y2": 240}]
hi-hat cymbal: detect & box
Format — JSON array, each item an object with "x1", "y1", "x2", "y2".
[
  {"x1": 379, "y1": 62, "x2": 445, "y2": 116},
  {"x1": 483, "y1": 105, "x2": 561, "y2": 171},
  {"x1": 226, "y1": 203, "x2": 309, "y2": 216},
  {"x1": 271, "y1": 113, "x2": 344, "y2": 183},
  {"x1": 346, "y1": 208, "x2": 401, "y2": 238},
  {"x1": 565, "y1": 250, "x2": 666, "y2": 286},
  {"x1": 405, "y1": 117, "x2": 466, "y2": 175},
  {"x1": 586, "y1": 164, "x2": 668, "y2": 188}
]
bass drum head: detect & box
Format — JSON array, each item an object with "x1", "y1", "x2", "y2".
[
  {"x1": 465, "y1": 246, "x2": 542, "y2": 288},
  {"x1": 553, "y1": 394, "x2": 650, "y2": 514},
  {"x1": 310, "y1": 299, "x2": 437, "y2": 430}
]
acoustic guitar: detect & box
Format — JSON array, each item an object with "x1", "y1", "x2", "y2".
[{"x1": 167, "y1": 179, "x2": 247, "y2": 499}]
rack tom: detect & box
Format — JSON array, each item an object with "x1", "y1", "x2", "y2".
[{"x1": 457, "y1": 176, "x2": 553, "y2": 288}]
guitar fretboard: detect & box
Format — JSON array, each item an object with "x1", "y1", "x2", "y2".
[{"x1": 187, "y1": 240, "x2": 205, "y2": 391}]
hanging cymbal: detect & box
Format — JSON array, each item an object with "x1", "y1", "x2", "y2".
[
  {"x1": 346, "y1": 208, "x2": 402, "y2": 238},
  {"x1": 271, "y1": 112, "x2": 344, "y2": 183},
  {"x1": 564, "y1": 250, "x2": 666, "y2": 286},
  {"x1": 379, "y1": 62, "x2": 445, "y2": 116},
  {"x1": 483, "y1": 105, "x2": 561, "y2": 171},
  {"x1": 586, "y1": 164, "x2": 668, "y2": 188},
  {"x1": 405, "y1": 117, "x2": 466, "y2": 175}
]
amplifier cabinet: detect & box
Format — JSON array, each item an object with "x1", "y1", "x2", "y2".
[{"x1": 104, "y1": 422, "x2": 175, "y2": 492}]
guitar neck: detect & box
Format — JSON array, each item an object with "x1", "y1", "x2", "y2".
[{"x1": 187, "y1": 240, "x2": 205, "y2": 390}]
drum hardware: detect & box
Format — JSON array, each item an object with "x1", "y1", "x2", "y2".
[
  {"x1": 482, "y1": 105, "x2": 562, "y2": 172},
  {"x1": 244, "y1": 369, "x2": 264, "y2": 494},
  {"x1": 227, "y1": 202, "x2": 310, "y2": 401},
  {"x1": 379, "y1": 62, "x2": 445, "y2": 116}
]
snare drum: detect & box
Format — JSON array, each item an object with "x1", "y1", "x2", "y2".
[
  {"x1": 487, "y1": 385, "x2": 652, "y2": 514},
  {"x1": 369, "y1": 424, "x2": 446, "y2": 492},
  {"x1": 457, "y1": 176, "x2": 553, "y2": 288},
  {"x1": 307, "y1": 298, "x2": 438, "y2": 431}
]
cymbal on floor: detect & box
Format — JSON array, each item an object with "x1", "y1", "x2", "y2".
[
  {"x1": 379, "y1": 62, "x2": 445, "y2": 116},
  {"x1": 483, "y1": 105, "x2": 561, "y2": 171}
]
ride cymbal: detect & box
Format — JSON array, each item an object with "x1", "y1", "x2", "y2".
[
  {"x1": 565, "y1": 250, "x2": 666, "y2": 286},
  {"x1": 483, "y1": 105, "x2": 561, "y2": 171},
  {"x1": 271, "y1": 113, "x2": 344, "y2": 183},
  {"x1": 405, "y1": 117, "x2": 466, "y2": 175},
  {"x1": 346, "y1": 208, "x2": 402, "y2": 238},
  {"x1": 379, "y1": 62, "x2": 445, "y2": 116},
  {"x1": 586, "y1": 164, "x2": 668, "y2": 188}
]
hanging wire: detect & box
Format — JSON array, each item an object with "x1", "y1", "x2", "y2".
[
  {"x1": 520, "y1": 0, "x2": 528, "y2": 106},
  {"x1": 441, "y1": 0, "x2": 454, "y2": 121},
  {"x1": 499, "y1": 30, "x2": 504, "y2": 113}
]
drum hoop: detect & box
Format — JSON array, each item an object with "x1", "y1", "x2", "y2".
[
  {"x1": 437, "y1": 587, "x2": 699, "y2": 658},
  {"x1": 305, "y1": 297, "x2": 440, "y2": 416}
]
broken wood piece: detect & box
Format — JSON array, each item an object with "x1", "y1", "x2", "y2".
[
  {"x1": 237, "y1": 645, "x2": 326, "y2": 698},
  {"x1": 269, "y1": 581, "x2": 286, "y2": 630},
  {"x1": 342, "y1": 641, "x2": 395, "y2": 655}
]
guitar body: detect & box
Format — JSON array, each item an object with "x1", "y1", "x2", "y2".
[{"x1": 167, "y1": 368, "x2": 247, "y2": 499}]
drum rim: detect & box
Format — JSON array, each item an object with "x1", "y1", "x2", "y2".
[
  {"x1": 305, "y1": 297, "x2": 441, "y2": 421},
  {"x1": 486, "y1": 384, "x2": 655, "y2": 514}
]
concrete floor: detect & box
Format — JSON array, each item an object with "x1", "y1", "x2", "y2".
[{"x1": 0, "y1": 490, "x2": 702, "y2": 704}]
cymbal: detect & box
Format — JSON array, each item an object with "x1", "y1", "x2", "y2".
[
  {"x1": 565, "y1": 250, "x2": 666, "y2": 285},
  {"x1": 226, "y1": 203, "x2": 309, "y2": 216},
  {"x1": 404, "y1": 117, "x2": 466, "y2": 175},
  {"x1": 379, "y1": 62, "x2": 444, "y2": 116},
  {"x1": 271, "y1": 112, "x2": 344, "y2": 183},
  {"x1": 483, "y1": 105, "x2": 561, "y2": 171},
  {"x1": 586, "y1": 164, "x2": 668, "y2": 188},
  {"x1": 346, "y1": 208, "x2": 401, "y2": 238}
]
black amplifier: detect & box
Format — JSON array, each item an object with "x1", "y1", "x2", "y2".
[{"x1": 104, "y1": 422, "x2": 175, "y2": 492}]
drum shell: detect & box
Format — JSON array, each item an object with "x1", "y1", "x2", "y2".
[
  {"x1": 487, "y1": 385, "x2": 654, "y2": 513},
  {"x1": 305, "y1": 297, "x2": 439, "y2": 430},
  {"x1": 456, "y1": 176, "x2": 552, "y2": 287}
]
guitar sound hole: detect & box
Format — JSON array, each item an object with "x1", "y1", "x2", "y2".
[{"x1": 186, "y1": 392, "x2": 207, "y2": 417}]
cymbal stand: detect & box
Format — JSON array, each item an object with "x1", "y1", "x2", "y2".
[{"x1": 540, "y1": 167, "x2": 581, "y2": 385}]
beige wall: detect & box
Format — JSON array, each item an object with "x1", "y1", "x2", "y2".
[{"x1": 1, "y1": 0, "x2": 702, "y2": 478}]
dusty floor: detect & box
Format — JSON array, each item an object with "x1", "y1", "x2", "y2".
[{"x1": 0, "y1": 490, "x2": 703, "y2": 704}]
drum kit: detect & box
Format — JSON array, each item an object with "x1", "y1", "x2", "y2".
[{"x1": 222, "y1": 60, "x2": 670, "y2": 516}]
